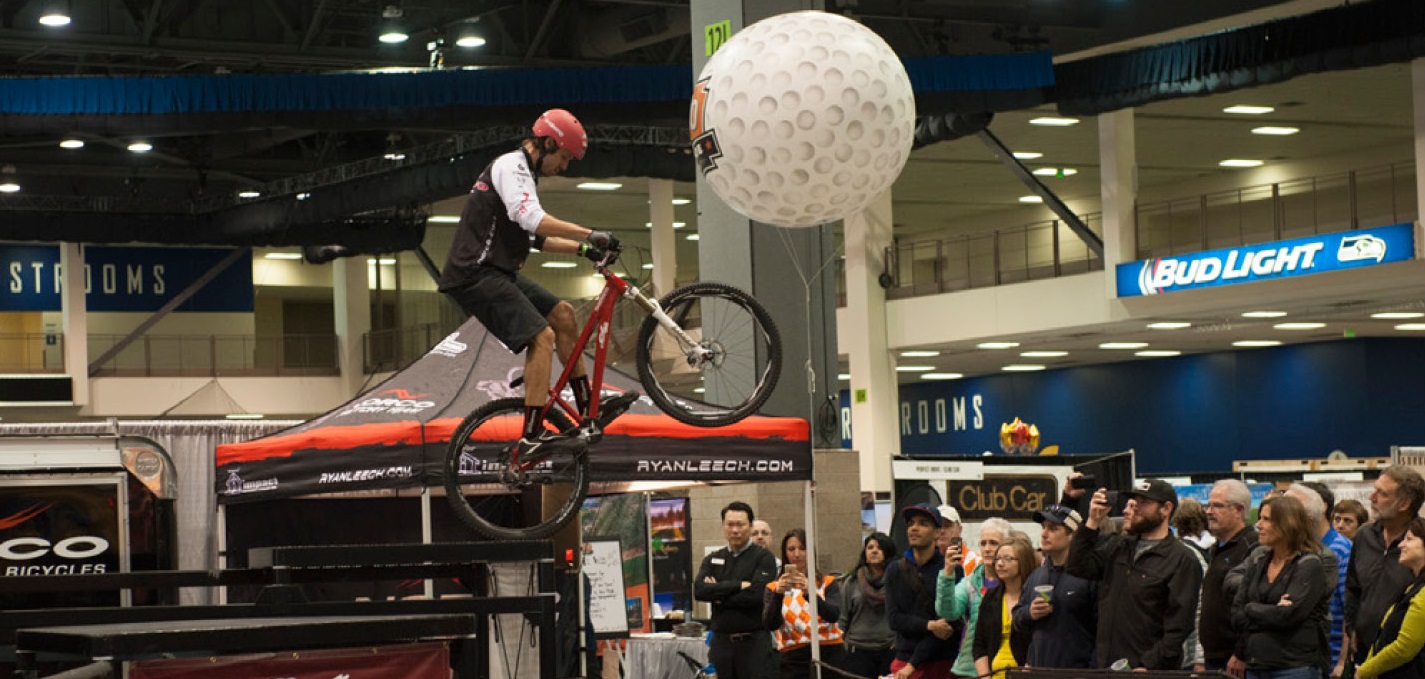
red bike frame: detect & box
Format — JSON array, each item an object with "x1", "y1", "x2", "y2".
[{"x1": 540, "y1": 262, "x2": 632, "y2": 428}]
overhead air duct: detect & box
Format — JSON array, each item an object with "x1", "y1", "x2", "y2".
[{"x1": 580, "y1": 6, "x2": 690, "y2": 58}]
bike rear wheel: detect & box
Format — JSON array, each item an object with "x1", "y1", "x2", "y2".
[
  {"x1": 635, "y1": 282, "x2": 781, "y2": 427},
  {"x1": 444, "y1": 398, "x2": 588, "y2": 540}
]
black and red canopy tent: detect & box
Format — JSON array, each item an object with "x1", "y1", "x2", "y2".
[{"x1": 214, "y1": 316, "x2": 811, "y2": 504}]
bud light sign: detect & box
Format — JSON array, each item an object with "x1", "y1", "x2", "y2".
[{"x1": 1116, "y1": 223, "x2": 1416, "y2": 297}]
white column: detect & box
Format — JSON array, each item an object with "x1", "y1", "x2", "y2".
[
  {"x1": 333, "y1": 258, "x2": 371, "y2": 396},
  {"x1": 648, "y1": 178, "x2": 677, "y2": 295},
  {"x1": 1099, "y1": 109, "x2": 1137, "y2": 297},
  {"x1": 60, "y1": 242, "x2": 89, "y2": 407},
  {"x1": 843, "y1": 189, "x2": 898, "y2": 493},
  {"x1": 1413, "y1": 59, "x2": 1425, "y2": 230}
]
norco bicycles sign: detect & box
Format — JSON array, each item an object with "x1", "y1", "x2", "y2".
[
  {"x1": 0, "y1": 481, "x2": 120, "y2": 578},
  {"x1": 1116, "y1": 223, "x2": 1416, "y2": 297}
]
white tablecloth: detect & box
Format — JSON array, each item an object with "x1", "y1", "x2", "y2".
[{"x1": 624, "y1": 634, "x2": 709, "y2": 679}]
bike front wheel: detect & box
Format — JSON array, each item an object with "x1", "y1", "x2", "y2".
[
  {"x1": 636, "y1": 282, "x2": 781, "y2": 427},
  {"x1": 444, "y1": 398, "x2": 588, "y2": 540}
]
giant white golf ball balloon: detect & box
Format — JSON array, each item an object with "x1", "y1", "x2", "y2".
[{"x1": 690, "y1": 11, "x2": 915, "y2": 228}]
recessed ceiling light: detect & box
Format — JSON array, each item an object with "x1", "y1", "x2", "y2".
[
  {"x1": 576, "y1": 182, "x2": 622, "y2": 191},
  {"x1": 1274, "y1": 322, "x2": 1325, "y2": 330},
  {"x1": 378, "y1": 31, "x2": 409, "y2": 44},
  {"x1": 1233, "y1": 340, "x2": 1283, "y2": 347},
  {"x1": 427, "y1": 215, "x2": 460, "y2": 223},
  {"x1": 1136, "y1": 350, "x2": 1182, "y2": 357},
  {"x1": 59, "y1": 139, "x2": 84, "y2": 149},
  {"x1": 264, "y1": 252, "x2": 303, "y2": 260},
  {"x1": 922, "y1": 373, "x2": 964, "y2": 380},
  {"x1": 895, "y1": 365, "x2": 935, "y2": 372},
  {"x1": 644, "y1": 221, "x2": 687, "y2": 228},
  {"x1": 237, "y1": 190, "x2": 261, "y2": 199},
  {"x1": 127, "y1": 141, "x2": 153, "y2": 153},
  {"x1": 1029, "y1": 117, "x2": 1079, "y2": 126},
  {"x1": 1147, "y1": 322, "x2": 1192, "y2": 330},
  {"x1": 225, "y1": 413, "x2": 265, "y2": 420},
  {"x1": 1018, "y1": 195, "x2": 1044, "y2": 203},
  {"x1": 541, "y1": 261, "x2": 577, "y2": 269},
  {"x1": 686, "y1": 234, "x2": 700, "y2": 241},
  {"x1": 1012, "y1": 152, "x2": 1043, "y2": 160},
  {"x1": 455, "y1": 36, "x2": 487, "y2": 48},
  {"x1": 38, "y1": 13, "x2": 70, "y2": 27},
  {"x1": 1252, "y1": 126, "x2": 1300, "y2": 136},
  {"x1": 1020, "y1": 350, "x2": 1068, "y2": 358},
  {"x1": 1372, "y1": 312, "x2": 1424, "y2": 319},
  {"x1": 1100, "y1": 342, "x2": 1149, "y2": 350},
  {"x1": 977, "y1": 342, "x2": 1019, "y2": 350},
  {"x1": 383, "y1": 152, "x2": 406, "y2": 160},
  {"x1": 1224, "y1": 105, "x2": 1274, "y2": 115},
  {"x1": 1031, "y1": 168, "x2": 1078, "y2": 177},
  {"x1": 1242, "y1": 310, "x2": 1288, "y2": 318},
  {"x1": 1395, "y1": 324, "x2": 1425, "y2": 331},
  {"x1": 672, "y1": 198, "x2": 691, "y2": 205},
  {"x1": 1220, "y1": 159, "x2": 1264, "y2": 168},
  {"x1": 641, "y1": 263, "x2": 654, "y2": 269},
  {"x1": 1002, "y1": 364, "x2": 1046, "y2": 372},
  {"x1": 0, "y1": 182, "x2": 19, "y2": 193},
  {"x1": 296, "y1": 192, "x2": 311, "y2": 200},
  {"x1": 366, "y1": 258, "x2": 396, "y2": 265},
  {"x1": 693, "y1": 387, "x2": 705, "y2": 394},
  {"x1": 838, "y1": 373, "x2": 851, "y2": 381},
  {"x1": 900, "y1": 350, "x2": 940, "y2": 357}
]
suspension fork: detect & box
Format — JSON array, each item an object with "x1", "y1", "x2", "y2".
[{"x1": 623, "y1": 285, "x2": 705, "y2": 354}]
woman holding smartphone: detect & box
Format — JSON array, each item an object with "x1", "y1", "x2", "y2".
[{"x1": 764, "y1": 528, "x2": 844, "y2": 679}]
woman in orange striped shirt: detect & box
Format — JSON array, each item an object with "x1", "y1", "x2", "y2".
[{"x1": 763, "y1": 528, "x2": 845, "y2": 679}]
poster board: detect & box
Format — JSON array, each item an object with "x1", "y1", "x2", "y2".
[{"x1": 583, "y1": 536, "x2": 630, "y2": 639}]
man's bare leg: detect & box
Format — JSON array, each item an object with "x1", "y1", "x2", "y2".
[{"x1": 521, "y1": 327, "x2": 557, "y2": 439}]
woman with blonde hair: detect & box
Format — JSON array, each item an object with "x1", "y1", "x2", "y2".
[{"x1": 972, "y1": 535, "x2": 1035, "y2": 679}]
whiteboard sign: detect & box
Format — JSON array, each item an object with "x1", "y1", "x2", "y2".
[
  {"x1": 583, "y1": 537, "x2": 630, "y2": 639},
  {"x1": 893, "y1": 460, "x2": 984, "y2": 480}
]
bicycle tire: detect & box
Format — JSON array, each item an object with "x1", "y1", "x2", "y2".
[
  {"x1": 444, "y1": 397, "x2": 588, "y2": 540},
  {"x1": 635, "y1": 282, "x2": 782, "y2": 427}
]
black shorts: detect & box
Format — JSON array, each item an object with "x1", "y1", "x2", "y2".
[{"x1": 444, "y1": 268, "x2": 560, "y2": 354}]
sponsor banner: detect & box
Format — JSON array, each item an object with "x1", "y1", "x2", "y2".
[
  {"x1": 131, "y1": 641, "x2": 449, "y2": 679},
  {"x1": 947, "y1": 474, "x2": 1059, "y2": 520},
  {"x1": 1116, "y1": 223, "x2": 1415, "y2": 297},
  {"x1": 217, "y1": 444, "x2": 430, "y2": 502},
  {"x1": 603, "y1": 434, "x2": 808, "y2": 481},
  {"x1": 1, "y1": 480, "x2": 122, "y2": 609},
  {"x1": 0, "y1": 244, "x2": 253, "y2": 312}
]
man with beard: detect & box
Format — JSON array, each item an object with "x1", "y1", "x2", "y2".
[
  {"x1": 1067, "y1": 479, "x2": 1203, "y2": 670},
  {"x1": 1346, "y1": 466, "x2": 1425, "y2": 669}
]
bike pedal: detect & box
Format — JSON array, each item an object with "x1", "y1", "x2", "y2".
[{"x1": 595, "y1": 391, "x2": 641, "y2": 428}]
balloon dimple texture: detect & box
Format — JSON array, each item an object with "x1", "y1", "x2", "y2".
[{"x1": 693, "y1": 11, "x2": 915, "y2": 228}]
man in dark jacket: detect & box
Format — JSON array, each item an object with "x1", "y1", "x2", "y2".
[
  {"x1": 696, "y1": 501, "x2": 779, "y2": 679},
  {"x1": 1014, "y1": 504, "x2": 1097, "y2": 668},
  {"x1": 1067, "y1": 479, "x2": 1204, "y2": 670},
  {"x1": 1346, "y1": 466, "x2": 1425, "y2": 665},
  {"x1": 885, "y1": 503, "x2": 959, "y2": 679},
  {"x1": 1200, "y1": 479, "x2": 1258, "y2": 674}
]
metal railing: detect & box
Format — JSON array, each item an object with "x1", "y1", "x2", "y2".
[
  {"x1": 0, "y1": 334, "x2": 66, "y2": 373},
  {"x1": 88, "y1": 334, "x2": 339, "y2": 377}
]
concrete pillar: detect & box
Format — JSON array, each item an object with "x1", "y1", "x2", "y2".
[
  {"x1": 648, "y1": 178, "x2": 677, "y2": 296},
  {"x1": 1413, "y1": 58, "x2": 1425, "y2": 228},
  {"x1": 1099, "y1": 109, "x2": 1137, "y2": 297},
  {"x1": 843, "y1": 190, "x2": 898, "y2": 492},
  {"x1": 60, "y1": 242, "x2": 88, "y2": 406},
  {"x1": 333, "y1": 258, "x2": 371, "y2": 396}
]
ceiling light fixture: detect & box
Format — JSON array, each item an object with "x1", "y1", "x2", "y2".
[
  {"x1": 642, "y1": 263, "x2": 654, "y2": 269},
  {"x1": 378, "y1": 30, "x2": 409, "y2": 44},
  {"x1": 1020, "y1": 350, "x2": 1068, "y2": 358},
  {"x1": 1136, "y1": 350, "x2": 1182, "y2": 357},
  {"x1": 1147, "y1": 321, "x2": 1192, "y2": 329},
  {"x1": 237, "y1": 190, "x2": 261, "y2": 199},
  {"x1": 541, "y1": 261, "x2": 577, "y2": 269},
  {"x1": 38, "y1": 0, "x2": 71, "y2": 27},
  {"x1": 455, "y1": 35, "x2": 486, "y2": 48},
  {"x1": 1274, "y1": 322, "x2": 1325, "y2": 330},
  {"x1": 1395, "y1": 324, "x2": 1425, "y2": 331},
  {"x1": 838, "y1": 373, "x2": 851, "y2": 381},
  {"x1": 576, "y1": 182, "x2": 622, "y2": 191},
  {"x1": 1233, "y1": 340, "x2": 1283, "y2": 347},
  {"x1": 225, "y1": 413, "x2": 265, "y2": 420},
  {"x1": 1100, "y1": 342, "x2": 1148, "y2": 350},
  {"x1": 686, "y1": 234, "x2": 700, "y2": 241},
  {"x1": 1372, "y1": 312, "x2": 1424, "y2": 319},
  {"x1": 59, "y1": 138, "x2": 84, "y2": 149},
  {"x1": 427, "y1": 215, "x2": 460, "y2": 223},
  {"x1": 383, "y1": 152, "x2": 406, "y2": 160},
  {"x1": 127, "y1": 141, "x2": 153, "y2": 153},
  {"x1": 378, "y1": 6, "x2": 408, "y2": 43},
  {"x1": 0, "y1": 182, "x2": 20, "y2": 193},
  {"x1": 1012, "y1": 152, "x2": 1043, "y2": 160},
  {"x1": 977, "y1": 342, "x2": 1019, "y2": 350},
  {"x1": 894, "y1": 365, "x2": 934, "y2": 372},
  {"x1": 1030, "y1": 167, "x2": 1078, "y2": 177},
  {"x1": 900, "y1": 350, "x2": 940, "y2": 358},
  {"x1": 1002, "y1": 364, "x2": 1046, "y2": 372},
  {"x1": 366, "y1": 258, "x2": 396, "y2": 265},
  {"x1": 1252, "y1": 126, "x2": 1300, "y2": 136},
  {"x1": 1029, "y1": 117, "x2": 1080, "y2": 126},
  {"x1": 922, "y1": 373, "x2": 964, "y2": 380},
  {"x1": 672, "y1": 198, "x2": 691, "y2": 205},
  {"x1": 1224, "y1": 105, "x2": 1275, "y2": 115},
  {"x1": 1219, "y1": 159, "x2": 1264, "y2": 168},
  {"x1": 296, "y1": 192, "x2": 312, "y2": 201},
  {"x1": 263, "y1": 252, "x2": 303, "y2": 260},
  {"x1": 1018, "y1": 195, "x2": 1044, "y2": 203},
  {"x1": 1242, "y1": 310, "x2": 1288, "y2": 318}
]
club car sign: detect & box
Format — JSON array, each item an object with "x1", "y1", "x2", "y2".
[{"x1": 1116, "y1": 223, "x2": 1416, "y2": 297}]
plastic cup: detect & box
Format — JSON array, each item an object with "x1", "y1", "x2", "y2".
[{"x1": 1035, "y1": 584, "x2": 1054, "y2": 602}]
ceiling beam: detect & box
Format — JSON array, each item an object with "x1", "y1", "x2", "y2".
[
  {"x1": 524, "y1": 0, "x2": 564, "y2": 63},
  {"x1": 142, "y1": 0, "x2": 167, "y2": 45},
  {"x1": 300, "y1": 0, "x2": 330, "y2": 51}
]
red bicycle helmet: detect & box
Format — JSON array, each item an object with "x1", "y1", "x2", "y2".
[{"x1": 532, "y1": 108, "x2": 587, "y2": 160}]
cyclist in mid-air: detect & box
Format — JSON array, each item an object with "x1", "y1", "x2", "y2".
[{"x1": 439, "y1": 108, "x2": 631, "y2": 458}]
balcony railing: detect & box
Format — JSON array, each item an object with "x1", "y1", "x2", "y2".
[
  {"x1": 88, "y1": 334, "x2": 339, "y2": 377},
  {"x1": 0, "y1": 334, "x2": 66, "y2": 373},
  {"x1": 882, "y1": 216, "x2": 1105, "y2": 299}
]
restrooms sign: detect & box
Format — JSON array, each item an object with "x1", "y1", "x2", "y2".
[{"x1": 1116, "y1": 223, "x2": 1416, "y2": 297}]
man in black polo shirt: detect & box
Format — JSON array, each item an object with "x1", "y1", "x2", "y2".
[
  {"x1": 695, "y1": 501, "x2": 778, "y2": 679},
  {"x1": 1346, "y1": 465, "x2": 1425, "y2": 667}
]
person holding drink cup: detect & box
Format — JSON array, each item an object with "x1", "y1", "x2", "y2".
[{"x1": 1013, "y1": 504, "x2": 1098, "y2": 668}]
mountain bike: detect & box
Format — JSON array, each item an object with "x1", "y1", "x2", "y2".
[{"x1": 443, "y1": 244, "x2": 781, "y2": 539}]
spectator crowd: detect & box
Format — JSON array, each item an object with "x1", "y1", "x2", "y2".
[{"x1": 695, "y1": 464, "x2": 1425, "y2": 679}]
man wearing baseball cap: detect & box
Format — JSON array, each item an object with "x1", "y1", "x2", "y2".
[
  {"x1": 935, "y1": 504, "x2": 980, "y2": 575},
  {"x1": 1066, "y1": 479, "x2": 1203, "y2": 671},
  {"x1": 1015, "y1": 504, "x2": 1098, "y2": 668},
  {"x1": 885, "y1": 503, "x2": 960, "y2": 679}
]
